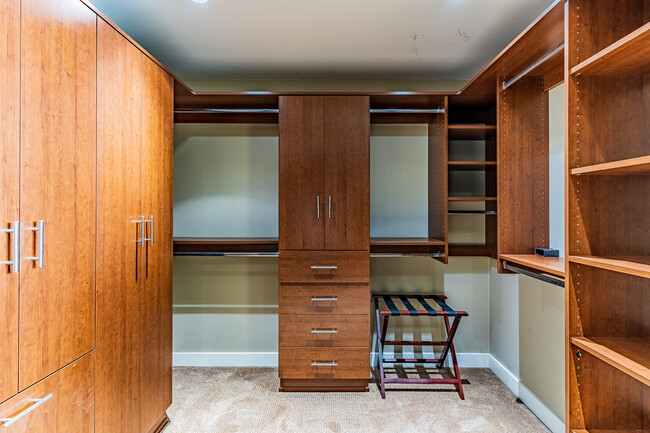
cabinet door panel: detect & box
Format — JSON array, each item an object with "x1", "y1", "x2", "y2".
[
  {"x1": 324, "y1": 96, "x2": 370, "y2": 251},
  {"x1": 279, "y1": 96, "x2": 325, "y2": 250},
  {"x1": 140, "y1": 57, "x2": 174, "y2": 432},
  {"x1": 19, "y1": 0, "x2": 96, "y2": 389},
  {"x1": 0, "y1": 0, "x2": 20, "y2": 403},
  {"x1": 96, "y1": 19, "x2": 143, "y2": 433}
]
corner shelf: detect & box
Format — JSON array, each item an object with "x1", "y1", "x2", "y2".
[
  {"x1": 570, "y1": 155, "x2": 650, "y2": 176},
  {"x1": 569, "y1": 255, "x2": 650, "y2": 279},
  {"x1": 570, "y1": 21, "x2": 650, "y2": 76},
  {"x1": 498, "y1": 254, "x2": 565, "y2": 278},
  {"x1": 173, "y1": 237, "x2": 279, "y2": 255},
  {"x1": 448, "y1": 124, "x2": 496, "y2": 140},
  {"x1": 571, "y1": 336, "x2": 650, "y2": 387}
]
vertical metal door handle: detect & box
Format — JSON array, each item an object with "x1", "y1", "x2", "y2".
[
  {"x1": 26, "y1": 220, "x2": 44, "y2": 268},
  {"x1": 1, "y1": 222, "x2": 20, "y2": 273},
  {"x1": 132, "y1": 216, "x2": 145, "y2": 247},
  {"x1": 144, "y1": 215, "x2": 154, "y2": 246},
  {"x1": 0, "y1": 394, "x2": 53, "y2": 427},
  {"x1": 328, "y1": 196, "x2": 332, "y2": 219},
  {"x1": 317, "y1": 196, "x2": 320, "y2": 219}
]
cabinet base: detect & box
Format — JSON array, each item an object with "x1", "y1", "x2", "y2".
[
  {"x1": 147, "y1": 413, "x2": 171, "y2": 433},
  {"x1": 279, "y1": 379, "x2": 369, "y2": 392}
]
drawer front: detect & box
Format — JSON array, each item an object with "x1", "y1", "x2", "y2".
[
  {"x1": 279, "y1": 315, "x2": 369, "y2": 347},
  {"x1": 279, "y1": 347, "x2": 369, "y2": 379},
  {"x1": 279, "y1": 251, "x2": 369, "y2": 284},
  {"x1": 0, "y1": 352, "x2": 94, "y2": 433},
  {"x1": 279, "y1": 285, "x2": 369, "y2": 315}
]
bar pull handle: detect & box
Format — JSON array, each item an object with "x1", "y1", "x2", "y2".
[
  {"x1": 311, "y1": 329, "x2": 338, "y2": 334},
  {"x1": 311, "y1": 361, "x2": 337, "y2": 367},
  {"x1": 26, "y1": 220, "x2": 44, "y2": 268},
  {"x1": 132, "y1": 216, "x2": 145, "y2": 247},
  {"x1": 310, "y1": 297, "x2": 338, "y2": 302},
  {"x1": 316, "y1": 196, "x2": 320, "y2": 219},
  {"x1": 1, "y1": 222, "x2": 20, "y2": 273},
  {"x1": 310, "y1": 265, "x2": 338, "y2": 270},
  {"x1": 328, "y1": 196, "x2": 332, "y2": 219},
  {"x1": 0, "y1": 394, "x2": 53, "y2": 427},
  {"x1": 143, "y1": 215, "x2": 154, "y2": 246}
]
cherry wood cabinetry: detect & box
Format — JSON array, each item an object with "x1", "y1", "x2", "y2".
[
  {"x1": 0, "y1": 0, "x2": 20, "y2": 404},
  {"x1": 19, "y1": 0, "x2": 97, "y2": 391},
  {"x1": 279, "y1": 96, "x2": 370, "y2": 391},
  {"x1": 96, "y1": 18, "x2": 173, "y2": 433}
]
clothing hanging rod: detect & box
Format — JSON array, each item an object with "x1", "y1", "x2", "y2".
[
  {"x1": 173, "y1": 252, "x2": 279, "y2": 257},
  {"x1": 370, "y1": 109, "x2": 445, "y2": 114},
  {"x1": 370, "y1": 253, "x2": 446, "y2": 258},
  {"x1": 174, "y1": 108, "x2": 280, "y2": 114},
  {"x1": 501, "y1": 261, "x2": 565, "y2": 287},
  {"x1": 501, "y1": 43, "x2": 565, "y2": 90}
]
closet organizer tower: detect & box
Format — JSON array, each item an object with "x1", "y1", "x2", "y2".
[{"x1": 278, "y1": 96, "x2": 371, "y2": 391}]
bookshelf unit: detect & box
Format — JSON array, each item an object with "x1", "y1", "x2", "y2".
[{"x1": 566, "y1": 1, "x2": 650, "y2": 431}]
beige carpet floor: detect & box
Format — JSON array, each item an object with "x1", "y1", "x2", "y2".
[{"x1": 165, "y1": 367, "x2": 550, "y2": 433}]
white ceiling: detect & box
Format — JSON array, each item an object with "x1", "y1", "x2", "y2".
[{"x1": 90, "y1": 0, "x2": 555, "y2": 82}]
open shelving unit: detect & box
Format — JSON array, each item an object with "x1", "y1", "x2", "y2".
[{"x1": 566, "y1": 1, "x2": 650, "y2": 431}]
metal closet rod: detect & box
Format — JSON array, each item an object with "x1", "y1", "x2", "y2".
[
  {"x1": 370, "y1": 253, "x2": 446, "y2": 258},
  {"x1": 175, "y1": 108, "x2": 446, "y2": 114},
  {"x1": 501, "y1": 261, "x2": 565, "y2": 287},
  {"x1": 370, "y1": 108, "x2": 445, "y2": 114},
  {"x1": 502, "y1": 43, "x2": 565, "y2": 91}
]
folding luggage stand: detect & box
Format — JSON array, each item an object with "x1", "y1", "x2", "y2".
[{"x1": 373, "y1": 294, "x2": 468, "y2": 399}]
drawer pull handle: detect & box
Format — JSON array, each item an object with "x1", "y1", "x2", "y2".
[
  {"x1": 311, "y1": 329, "x2": 338, "y2": 334},
  {"x1": 310, "y1": 297, "x2": 338, "y2": 302},
  {"x1": 0, "y1": 394, "x2": 53, "y2": 428},
  {"x1": 311, "y1": 362, "x2": 337, "y2": 367},
  {"x1": 310, "y1": 265, "x2": 338, "y2": 270}
]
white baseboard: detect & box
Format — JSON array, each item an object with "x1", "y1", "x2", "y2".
[
  {"x1": 488, "y1": 355, "x2": 519, "y2": 395},
  {"x1": 173, "y1": 352, "x2": 278, "y2": 367},
  {"x1": 517, "y1": 382, "x2": 565, "y2": 433}
]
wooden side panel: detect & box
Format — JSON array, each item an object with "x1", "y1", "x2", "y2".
[
  {"x1": 279, "y1": 96, "x2": 325, "y2": 251},
  {"x1": 96, "y1": 19, "x2": 143, "y2": 433},
  {"x1": 497, "y1": 75, "x2": 549, "y2": 267},
  {"x1": 0, "y1": 352, "x2": 94, "y2": 433},
  {"x1": 140, "y1": 57, "x2": 174, "y2": 433},
  {"x1": 323, "y1": 96, "x2": 370, "y2": 251},
  {"x1": 0, "y1": 0, "x2": 20, "y2": 403},
  {"x1": 428, "y1": 98, "x2": 448, "y2": 263},
  {"x1": 19, "y1": 0, "x2": 96, "y2": 389}
]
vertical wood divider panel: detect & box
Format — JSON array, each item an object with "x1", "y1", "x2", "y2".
[
  {"x1": 496, "y1": 75, "x2": 549, "y2": 272},
  {"x1": 428, "y1": 97, "x2": 448, "y2": 263},
  {"x1": 0, "y1": 0, "x2": 20, "y2": 403},
  {"x1": 96, "y1": 19, "x2": 143, "y2": 433},
  {"x1": 19, "y1": 0, "x2": 97, "y2": 389}
]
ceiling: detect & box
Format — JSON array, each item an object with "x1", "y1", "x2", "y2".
[{"x1": 89, "y1": 0, "x2": 555, "y2": 83}]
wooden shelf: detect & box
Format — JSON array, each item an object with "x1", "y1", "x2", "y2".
[
  {"x1": 569, "y1": 255, "x2": 650, "y2": 279},
  {"x1": 448, "y1": 161, "x2": 497, "y2": 171},
  {"x1": 448, "y1": 196, "x2": 497, "y2": 202},
  {"x1": 370, "y1": 237, "x2": 445, "y2": 246},
  {"x1": 173, "y1": 237, "x2": 279, "y2": 254},
  {"x1": 448, "y1": 124, "x2": 496, "y2": 140},
  {"x1": 449, "y1": 244, "x2": 488, "y2": 256},
  {"x1": 570, "y1": 156, "x2": 650, "y2": 176},
  {"x1": 571, "y1": 22, "x2": 650, "y2": 76},
  {"x1": 499, "y1": 254, "x2": 565, "y2": 278},
  {"x1": 571, "y1": 337, "x2": 650, "y2": 387}
]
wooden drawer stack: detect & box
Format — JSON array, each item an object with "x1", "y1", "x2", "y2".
[{"x1": 278, "y1": 253, "x2": 370, "y2": 390}]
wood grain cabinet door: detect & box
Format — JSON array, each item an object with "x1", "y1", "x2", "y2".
[
  {"x1": 140, "y1": 57, "x2": 174, "y2": 433},
  {"x1": 0, "y1": 0, "x2": 20, "y2": 403},
  {"x1": 96, "y1": 19, "x2": 143, "y2": 433},
  {"x1": 324, "y1": 96, "x2": 370, "y2": 251},
  {"x1": 19, "y1": 0, "x2": 97, "y2": 390},
  {"x1": 279, "y1": 96, "x2": 326, "y2": 250}
]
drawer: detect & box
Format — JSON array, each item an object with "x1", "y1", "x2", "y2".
[
  {"x1": 279, "y1": 347, "x2": 369, "y2": 379},
  {"x1": 279, "y1": 315, "x2": 369, "y2": 347},
  {"x1": 0, "y1": 352, "x2": 94, "y2": 432},
  {"x1": 279, "y1": 285, "x2": 369, "y2": 315},
  {"x1": 279, "y1": 251, "x2": 369, "y2": 284}
]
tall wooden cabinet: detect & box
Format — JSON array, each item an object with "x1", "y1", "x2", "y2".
[
  {"x1": 278, "y1": 96, "x2": 370, "y2": 392},
  {"x1": 96, "y1": 18, "x2": 173, "y2": 433}
]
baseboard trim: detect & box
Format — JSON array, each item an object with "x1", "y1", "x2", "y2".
[
  {"x1": 488, "y1": 355, "x2": 519, "y2": 395},
  {"x1": 173, "y1": 352, "x2": 278, "y2": 367},
  {"x1": 517, "y1": 382, "x2": 565, "y2": 433}
]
